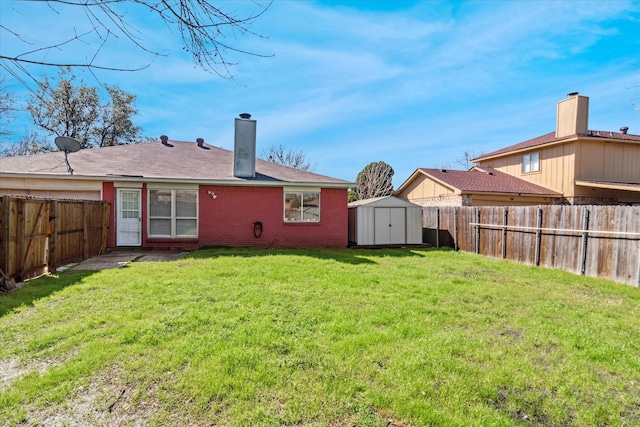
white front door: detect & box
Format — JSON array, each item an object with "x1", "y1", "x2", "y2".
[{"x1": 117, "y1": 189, "x2": 142, "y2": 246}]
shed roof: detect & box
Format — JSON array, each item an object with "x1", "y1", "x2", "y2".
[
  {"x1": 348, "y1": 196, "x2": 422, "y2": 208},
  {"x1": 0, "y1": 139, "x2": 352, "y2": 188}
]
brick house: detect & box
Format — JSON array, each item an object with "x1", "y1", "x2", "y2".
[
  {"x1": 396, "y1": 93, "x2": 640, "y2": 206},
  {"x1": 0, "y1": 115, "x2": 353, "y2": 249}
]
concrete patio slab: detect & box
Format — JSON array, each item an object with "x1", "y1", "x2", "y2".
[{"x1": 71, "y1": 251, "x2": 188, "y2": 271}]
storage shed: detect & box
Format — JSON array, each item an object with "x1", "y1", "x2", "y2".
[{"x1": 348, "y1": 196, "x2": 423, "y2": 246}]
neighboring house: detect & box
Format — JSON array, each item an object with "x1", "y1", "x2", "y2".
[
  {"x1": 0, "y1": 115, "x2": 353, "y2": 249},
  {"x1": 396, "y1": 93, "x2": 640, "y2": 206},
  {"x1": 395, "y1": 167, "x2": 562, "y2": 207}
]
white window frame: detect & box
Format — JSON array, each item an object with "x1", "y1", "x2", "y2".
[
  {"x1": 148, "y1": 188, "x2": 198, "y2": 238},
  {"x1": 283, "y1": 190, "x2": 321, "y2": 222},
  {"x1": 521, "y1": 151, "x2": 540, "y2": 173}
]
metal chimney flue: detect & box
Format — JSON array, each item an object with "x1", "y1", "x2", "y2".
[
  {"x1": 196, "y1": 137, "x2": 204, "y2": 147},
  {"x1": 233, "y1": 113, "x2": 257, "y2": 178},
  {"x1": 620, "y1": 126, "x2": 629, "y2": 134}
]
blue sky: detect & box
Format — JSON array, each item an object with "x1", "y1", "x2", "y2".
[{"x1": 1, "y1": 0, "x2": 639, "y2": 187}]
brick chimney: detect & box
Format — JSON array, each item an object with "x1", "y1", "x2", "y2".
[
  {"x1": 233, "y1": 113, "x2": 257, "y2": 178},
  {"x1": 556, "y1": 92, "x2": 589, "y2": 138}
]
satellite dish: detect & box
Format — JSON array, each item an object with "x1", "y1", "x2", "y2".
[{"x1": 54, "y1": 136, "x2": 82, "y2": 175}]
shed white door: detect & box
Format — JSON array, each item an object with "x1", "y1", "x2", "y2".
[
  {"x1": 374, "y1": 207, "x2": 405, "y2": 245},
  {"x1": 117, "y1": 189, "x2": 142, "y2": 246}
]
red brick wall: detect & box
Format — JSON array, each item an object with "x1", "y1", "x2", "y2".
[
  {"x1": 103, "y1": 183, "x2": 348, "y2": 250},
  {"x1": 195, "y1": 185, "x2": 348, "y2": 248}
]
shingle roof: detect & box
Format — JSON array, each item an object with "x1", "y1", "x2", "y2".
[
  {"x1": 416, "y1": 167, "x2": 562, "y2": 196},
  {"x1": 0, "y1": 139, "x2": 352, "y2": 187},
  {"x1": 475, "y1": 130, "x2": 640, "y2": 161}
]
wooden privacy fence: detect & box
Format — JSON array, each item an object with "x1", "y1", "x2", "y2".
[
  {"x1": 0, "y1": 196, "x2": 110, "y2": 282},
  {"x1": 422, "y1": 205, "x2": 640, "y2": 287}
]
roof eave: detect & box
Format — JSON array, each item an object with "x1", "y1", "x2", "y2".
[
  {"x1": 0, "y1": 172, "x2": 354, "y2": 189},
  {"x1": 460, "y1": 189, "x2": 563, "y2": 197},
  {"x1": 575, "y1": 180, "x2": 640, "y2": 193}
]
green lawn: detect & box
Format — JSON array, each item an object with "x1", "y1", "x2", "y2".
[{"x1": 1, "y1": 247, "x2": 639, "y2": 426}]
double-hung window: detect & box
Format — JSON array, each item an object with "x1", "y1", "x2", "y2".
[
  {"x1": 521, "y1": 152, "x2": 540, "y2": 173},
  {"x1": 284, "y1": 190, "x2": 320, "y2": 222},
  {"x1": 149, "y1": 188, "x2": 198, "y2": 238}
]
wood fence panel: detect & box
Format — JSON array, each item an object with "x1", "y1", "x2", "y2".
[
  {"x1": 0, "y1": 196, "x2": 110, "y2": 282},
  {"x1": 422, "y1": 204, "x2": 640, "y2": 286},
  {"x1": 611, "y1": 206, "x2": 640, "y2": 285},
  {"x1": 587, "y1": 206, "x2": 613, "y2": 279},
  {"x1": 540, "y1": 205, "x2": 562, "y2": 270},
  {"x1": 457, "y1": 207, "x2": 475, "y2": 252},
  {"x1": 0, "y1": 197, "x2": 9, "y2": 277},
  {"x1": 20, "y1": 199, "x2": 50, "y2": 279},
  {"x1": 508, "y1": 206, "x2": 535, "y2": 265},
  {"x1": 56, "y1": 201, "x2": 84, "y2": 267},
  {"x1": 479, "y1": 207, "x2": 502, "y2": 258},
  {"x1": 438, "y1": 207, "x2": 457, "y2": 249}
]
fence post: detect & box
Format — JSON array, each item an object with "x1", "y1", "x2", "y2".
[
  {"x1": 535, "y1": 207, "x2": 543, "y2": 266},
  {"x1": 435, "y1": 207, "x2": 440, "y2": 248},
  {"x1": 475, "y1": 208, "x2": 480, "y2": 254},
  {"x1": 16, "y1": 198, "x2": 25, "y2": 281},
  {"x1": 49, "y1": 200, "x2": 58, "y2": 271},
  {"x1": 636, "y1": 242, "x2": 640, "y2": 288},
  {"x1": 502, "y1": 208, "x2": 508, "y2": 259},
  {"x1": 0, "y1": 197, "x2": 10, "y2": 276},
  {"x1": 101, "y1": 202, "x2": 109, "y2": 255},
  {"x1": 83, "y1": 201, "x2": 90, "y2": 260},
  {"x1": 579, "y1": 207, "x2": 590, "y2": 276},
  {"x1": 454, "y1": 208, "x2": 459, "y2": 251}
]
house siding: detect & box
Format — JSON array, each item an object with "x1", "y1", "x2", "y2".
[
  {"x1": 395, "y1": 175, "x2": 458, "y2": 206},
  {"x1": 477, "y1": 142, "x2": 576, "y2": 197},
  {"x1": 477, "y1": 137, "x2": 640, "y2": 205},
  {"x1": 104, "y1": 182, "x2": 348, "y2": 250},
  {"x1": 1, "y1": 177, "x2": 102, "y2": 200},
  {"x1": 576, "y1": 140, "x2": 640, "y2": 183}
]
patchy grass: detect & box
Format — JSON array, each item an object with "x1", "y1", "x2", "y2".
[{"x1": 1, "y1": 247, "x2": 639, "y2": 426}]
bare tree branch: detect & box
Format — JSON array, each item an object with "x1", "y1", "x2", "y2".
[
  {"x1": 1, "y1": 0, "x2": 273, "y2": 84},
  {"x1": 262, "y1": 144, "x2": 316, "y2": 172}
]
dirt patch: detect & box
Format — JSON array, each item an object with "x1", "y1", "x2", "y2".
[
  {"x1": 14, "y1": 366, "x2": 160, "y2": 427},
  {"x1": 0, "y1": 356, "x2": 63, "y2": 388}
]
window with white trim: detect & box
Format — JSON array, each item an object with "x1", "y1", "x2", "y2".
[
  {"x1": 148, "y1": 189, "x2": 198, "y2": 237},
  {"x1": 521, "y1": 152, "x2": 540, "y2": 173},
  {"x1": 284, "y1": 191, "x2": 320, "y2": 222}
]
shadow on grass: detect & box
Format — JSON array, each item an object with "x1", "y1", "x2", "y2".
[
  {"x1": 186, "y1": 246, "x2": 436, "y2": 265},
  {"x1": 0, "y1": 271, "x2": 95, "y2": 318}
]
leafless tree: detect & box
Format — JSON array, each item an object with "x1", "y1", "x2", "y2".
[
  {"x1": 0, "y1": 0, "x2": 272, "y2": 86},
  {"x1": 262, "y1": 144, "x2": 316, "y2": 172},
  {"x1": 455, "y1": 150, "x2": 482, "y2": 170},
  {"x1": 355, "y1": 161, "x2": 394, "y2": 200},
  {"x1": 0, "y1": 76, "x2": 17, "y2": 146}
]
